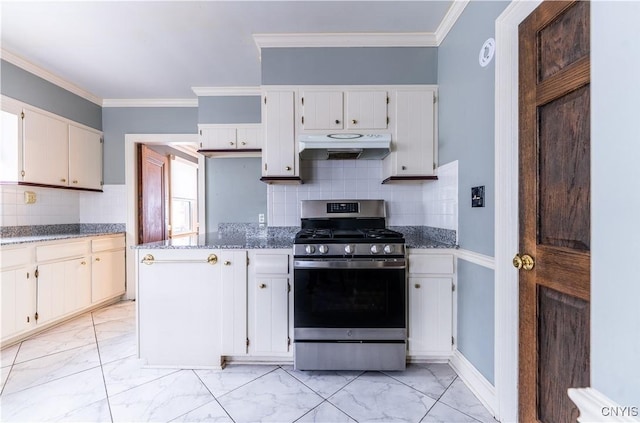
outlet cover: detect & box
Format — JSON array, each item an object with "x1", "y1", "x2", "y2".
[
  {"x1": 471, "y1": 186, "x2": 485, "y2": 208},
  {"x1": 24, "y1": 191, "x2": 37, "y2": 204}
]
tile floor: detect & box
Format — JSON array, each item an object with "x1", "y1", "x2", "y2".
[{"x1": 0, "y1": 301, "x2": 496, "y2": 422}]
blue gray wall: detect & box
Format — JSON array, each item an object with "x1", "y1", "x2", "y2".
[
  {"x1": 591, "y1": 1, "x2": 640, "y2": 407},
  {"x1": 438, "y1": 0, "x2": 509, "y2": 385},
  {"x1": 101, "y1": 107, "x2": 198, "y2": 184},
  {"x1": 1, "y1": 60, "x2": 102, "y2": 130},
  {"x1": 261, "y1": 47, "x2": 437, "y2": 85},
  {"x1": 206, "y1": 157, "x2": 266, "y2": 229},
  {"x1": 198, "y1": 96, "x2": 261, "y2": 124}
]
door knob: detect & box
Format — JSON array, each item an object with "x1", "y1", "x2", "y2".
[
  {"x1": 259, "y1": 283, "x2": 267, "y2": 289},
  {"x1": 513, "y1": 254, "x2": 535, "y2": 271},
  {"x1": 351, "y1": 119, "x2": 358, "y2": 125},
  {"x1": 224, "y1": 260, "x2": 231, "y2": 266}
]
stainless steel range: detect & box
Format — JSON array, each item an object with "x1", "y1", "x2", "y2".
[{"x1": 293, "y1": 199, "x2": 406, "y2": 371}]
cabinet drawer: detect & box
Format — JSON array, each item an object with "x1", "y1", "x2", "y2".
[
  {"x1": 1, "y1": 247, "x2": 30, "y2": 269},
  {"x1": 409, "y1": 253, "x2": 454, "y2": 275},
  {"x1": 37, "y1": 241, "x2": 89, "y2": 262},
  {"x1": 253, "y1": 254, "x2": 289, "y2": 274},
  {"x1": 92, "y1": 235, "x2": 125, "y2": 253}
]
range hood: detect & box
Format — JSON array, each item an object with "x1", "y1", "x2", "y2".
[{"x1": 299, "y1": 133, "x2": 391, "y2": 160}]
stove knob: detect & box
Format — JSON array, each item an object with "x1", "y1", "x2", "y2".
[
  {"x1": 344, "y1": 244, "x2": 355, "y2": 254},
  {"x1": 370, "y1": 245, "x2": 381, "y2": 254},
  {"x1": 384, "y1": 245, "x2": 394, "y2": 254},
  {"x1": 305, "y1": 245, "x2": 315, "y2": 254},
  {"x1": 318, "y1": 245, "x2": 329, "y2": 254}
]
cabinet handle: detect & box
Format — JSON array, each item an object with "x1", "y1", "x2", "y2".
[
  {"x1": 401, "y1": 166, "x2": 407, "y2": 171},
  {"x1": 230, "y1": 141, "x2": 235, "y2": 146},
  {"x1": 335, "y1": 119, "x2": 340, "y2": 124},
  {"x1": 259, "y1": 283, "x2": 267, "y2": 289},
  {"x1": 285, "y1": 166, "x2": 291, "y2": 171},
  {"x1": 72, "y1": 180, "x2": 78, "y2": 184},
  {"x1": 351, "y1": 119, "x2": 358, "y2": 125},
  {"x1": 81, "y1": 261, "x2": 86, "y2": 265},
  {"x1": 414, "y1": 283, "x2": 421, "y2": 289},
  {"x1": 241, "y1": 141, "x2": 246, "y2": 146},
  {"x1": 224, "y1": 260, "x2": 231, "y2": 266},
  {"x1": 95, "y1": 257, "x2": 101, "y2": 262},
  {"x1": 60, "y1": 178, "x2": 67, "y2": 183}
]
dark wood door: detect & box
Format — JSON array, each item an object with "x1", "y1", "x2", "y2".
[
  {"x1": 518, "y1": 2, "x2": 590, "y2": 422},
  {"x1": 138, "y1": 144, "x2": 168, "y2": 244}
]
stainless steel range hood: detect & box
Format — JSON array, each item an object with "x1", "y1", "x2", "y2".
[{"x1": 299, "y1": 134, "x2": 391, "y2": 160}]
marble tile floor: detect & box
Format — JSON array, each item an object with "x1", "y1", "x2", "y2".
[{"x1": 0, "y1": 301, "x2": 496, "y2": 423}]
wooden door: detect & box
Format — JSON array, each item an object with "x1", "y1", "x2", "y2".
[
  {"x1": 518, "y1": 2, "x2": 590, "y2": 422},
  {"x1": 138, "y1": 144, "x2": 168, "y2": 244}
]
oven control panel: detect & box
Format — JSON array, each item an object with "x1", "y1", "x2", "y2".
[{"x1": 294, "y1": 243, "x2": 405, "y2": 257}]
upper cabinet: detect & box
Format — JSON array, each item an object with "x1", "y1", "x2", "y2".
[
  {"x1": 260, "y1": 90, "x2": 300, "y2": 184},
  {"x1": 0, "y1": 98, "x2": 104, "y2": 191},
  {"x1": 383, "y1": 87, "x2": 438, "y2": 183},
  {"x1": 198, "y1": 124, "x2": 262, "y2": 152},
  {"x1": 299, "y1": 89, "x2": 388, "y2": 131}
]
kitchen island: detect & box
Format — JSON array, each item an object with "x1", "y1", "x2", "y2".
[{"x1": 134, "y1": 225, "x2": 457, "y2": 369}]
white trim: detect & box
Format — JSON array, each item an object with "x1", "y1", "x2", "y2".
[
  {"x1": 1, "y1": 48, "x2": 103, "y2": 106},
  {"x1": 197, "y1": 123, "x2": 262, "y2": 130},
  {"x1": 568, "y1": 388, "x2": 640, "y2": 422},
  {"x1": 102, "y1": 99, "x2": 198, "y2": 108},
  {"x1": 455, "y1": 249, "x2": 495, "y2": 270},
  {"x1": 494, "y1": 1, "x2": 542, "y2": 422},
  {"x1": 450, "y1": 350, "x2": 497, "y2": 419},
  {"x1": 124, "y1": 133, "x2": 203, "y2": 301},
  {"x1": 191, "y1": 86, "x2": 262, "y2": 97},
  {"x1": 434, "y1": 0, "x2": 470, "y2": 45},
  {"x1": 253, "y1": 32, "x2": 439, "y2": 53},
  {"x1": 259, "y1": 84, "x2": 439, "y2": 92}
]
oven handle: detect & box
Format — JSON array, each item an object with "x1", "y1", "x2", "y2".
[{"x1": 294, "y1": 258, "x2": 406, "y2": 269}]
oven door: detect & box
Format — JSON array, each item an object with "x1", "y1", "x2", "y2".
[{"x1": 293, "y1": 258, "x2": 406, "y2": 331}]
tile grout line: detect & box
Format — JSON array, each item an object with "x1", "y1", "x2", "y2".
[
  {"x1": 0, "y1": 341, "x2": 23, "y2": 396},
  {"x1": 191, "y1": 369, "x2": 237, "y2": 423},
  {"x1": 91, "y1": 310, "x2": 115, "y2": 423}
]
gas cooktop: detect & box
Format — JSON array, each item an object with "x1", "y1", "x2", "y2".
[{"x1": 295, "y1": 228, "x2": 404, "y2": 243}]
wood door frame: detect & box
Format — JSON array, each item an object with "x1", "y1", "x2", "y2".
[
  {"x1": 494, "y1": 1, "x2": 542, "y2": 422},
  {"x1": 124, "y1": 133, "x2": 205, "y2": 300}
]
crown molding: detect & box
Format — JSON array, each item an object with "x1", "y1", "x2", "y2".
[
  {"x1": 192, "y1": 86, "x2": 262, "y2": 97},
  {"x1": 1, "y1": 48, "x2": 103, "y2": 106},
  {"x1": 434, "y1": 0, "x2": 470, "y2": 45},
  {"x1": 101, "y1": 98, "x2": 198, "y2": 108}
]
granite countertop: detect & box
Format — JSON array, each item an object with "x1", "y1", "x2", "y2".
[
  {"x1": 134, "y1": 224, "x2": 457, "y2": 250},
  {"x1": 0, "y1": 224, "x2": 126, "y2": 246}
]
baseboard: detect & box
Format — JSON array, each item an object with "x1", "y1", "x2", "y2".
[
  {"x1": 449, "y1": 349, "x2": 497, "y2": 418},
  {"x1": 568, "y1": 388, "x2": 640, "y2": 422}
]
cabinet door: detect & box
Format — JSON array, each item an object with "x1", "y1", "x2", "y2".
[
  {"x1": 200, "y1": 127, "x2": 237, "y2": 150},
  {"x1": 22, "y1": 109, "x2": 69, "y2": 186},
  {"x1": 394, "y1": 90, "x2": 436, "y2": 176},
  {"x1": 346, "y1": 91, "x2": 388, "y2": 130},
  {"x1": 92, "y1": 249, "x2": 125, "y2": 303},
  {"x1": 0, "y1": 108, "x2": 22, "y2": 182},
  {"x1": 221, "y1": 250, "x2": 248, "y2": 355},
  {"x1": 254, "y1": 277, "x2": 289, "y2": 354},
  {"x1": 37, "y1": 258, "x2": 88, "y2": 324},
  {"x1": 1, "y1": 268, "x2": 36, "y2": 339},
  {"x1": 300, "y1": 91, "x2": 343, "y2": 130},
  {"x1": 137, "y1": 249, "x2": 222, "y2": 367},
  {"x1": 263, "y1": 91, "x2": 296, "y2": 177},
  {"x1": 69, "y1": 125, "x2": 103, "y2": 190},
  {"x1": 408, "y1": 277, "x2": 453, "y2": 354},
  {"x1": 235, "y1": 127, "x2": 262, "y2": 149}
]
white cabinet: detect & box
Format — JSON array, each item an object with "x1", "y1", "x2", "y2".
[
  {"x1": 248, "y1": 251, "x2": 292, "y2": 356},
  {"x1": 91, "y1": 236, "x2": 126, "y2": 304},
  {"x1": 199, "y1": 125, "x2": 262, "y2": 151},
  {"x1": 137, "y1": 248, "x2": 223, "y2": 368},
  {"x1": 407, "y1": 250, "x2": 454, "y2": 358},
  {"x1": 36, "y1": 256, "x2": 90, "y2": 324},
  {"x1": 1, "y1": 246, "x2": 36, "y2": 340},
  {"x1": 300, "y1": 89, "x2": 388, "y2": 131},
  {"x1": 22, "y1": 108, "x2": 69, "y2": 186},
  {"x1": 0, "y1": 100, "x2": 103, "y2": 191},
  {"x1": 220, "y1": 250, "x2": 248, "y2": 356},
  {"x1": 384, "y1": 88, "x2": 437, "y2": 182},
  {"x1": 69, "y1": 124, "x2": 103, "y2": 190},
  {"x1": 261, "y1": 90, "x2": 299, "y2": 181}
]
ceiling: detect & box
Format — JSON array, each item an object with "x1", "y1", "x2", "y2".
[{"x1": 1, "y1": 1, "x2": 456, "y2": 103}]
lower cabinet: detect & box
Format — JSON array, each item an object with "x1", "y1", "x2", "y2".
[
  {"x1": 0, "y1": 234, "x2": 126, "y2": 345},
  {"x1": 220, "y1": 250, "x2": 248, "y2": 356},
  {"x1": 137, "y1": 248, "x2": 223, "y2": 368},
  {"x1": 407, "y1": 250, "x2": 455, "y2": 358}
]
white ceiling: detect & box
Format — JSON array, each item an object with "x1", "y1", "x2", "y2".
[{"x1": 1, "y1": 1, "x2": 456, "y2": 103}]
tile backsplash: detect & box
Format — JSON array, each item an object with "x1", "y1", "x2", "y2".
[
  {"x1": 79, "y1": 185, "x2": 127, "y2": 224},
  {"x1": 267, "y1": 159, "x2": 458, "y2": 230}
]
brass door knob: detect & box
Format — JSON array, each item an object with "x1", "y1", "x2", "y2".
[
  {"x1": 513, "y1": 254, "x2": 535, "y2": 271},
  {"x1": 414, "y1": 283, "x2": 421, "y2": 289},
  {"x1": 259, "y1": 283, "x2": 266, "y2": 289},
  {"x1": 241, "y1": 141, "x2": 246, "y2": 146},
  {"x1": 72, "y1": 180, "x2": 78, "y2": 184},
  {"x1": 230, "y1": 142, "x2": 235, "y2": 146},
  {"x1": 95, "y1": 257, "x2": 101, "y2": 262},
  {"x1": 285, "y1": 166, "x2": 291, "y2": 171},
  {"x1": 224, "y1": 260, "x2": 231, "y2": 266},
  {"x1": 351, "y1": 119, "x2": 358, "y2": 125}
]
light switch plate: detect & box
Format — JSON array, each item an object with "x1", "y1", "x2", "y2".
[
  {"x1": 24, "y1": 191, "x2": 37, "y2": 204},
  {"x1": 472, "y1": 186, "x2": 485, "y2": 207}
]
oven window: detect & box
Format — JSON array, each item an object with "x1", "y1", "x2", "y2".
[{"x1": 294, "y1": 268, "x2": 405, "y2": 328}]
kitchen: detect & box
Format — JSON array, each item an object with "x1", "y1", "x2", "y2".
[{"x1": 1, "y1": 1, "x2": 639, "y2": 423}]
